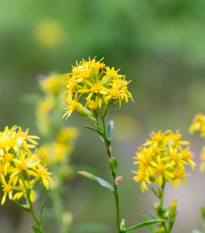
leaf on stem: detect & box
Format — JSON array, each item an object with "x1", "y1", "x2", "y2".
[
  {"x1": 78, "y1": 171, "x2": 114, "y2": 192},
  {"x1": 32, "y1": 226, "x2": 43, "y2": 233},
  {"x1": 13, "y1": 200, "x2": 29, "y2": 211},
  {"x1": 107, "y1": 120, "x2": 114, "y2": 141},
  {"x1": 39, "y1": 199, "x2": 46, "y2": 224},
  {"x1": 84, "y1": 125, "x2": 99, "y2": 133},
  {"x1": 125, "y1": 219, "x2": 165, "y2": 232},
  {"x1": 143, "y1": 216, "x2": 157, "y2": 232}
]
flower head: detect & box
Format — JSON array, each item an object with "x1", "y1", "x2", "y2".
[
  {"x1": 0, "y1": 126, "x2": 53, "y2": 205},
  {"x1": 133, "y1": 130, "x2": 195, "y2": 192},
  {"x1": 64, "y1": 57, "x2": 133, "y2": 118}
]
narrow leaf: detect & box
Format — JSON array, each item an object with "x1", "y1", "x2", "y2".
[
  {"x1": 39, "y1": 199, "x2": 46, "y2": 224},
  {"x1": 125, "y1": 219, "x2": 165, "y2": 232},
  {"x1": 107, "y1": 120, "x2": 114, "y2": 141},
  {"x1": 32, "y1": 226, "x2": 43, "y2": 233},
  {"x1": 149, "y1": 212, "x2": 158, "y2": 219},
  {"x1": 142, "y1": 216, "x2": 157, "y2": 232},
  {"x1": 151, "y1": 187, "x2": 158, "y2": 197},
  {"x1": 84, "y1": 125, "x2": 99, "y2": 133},
  {"x1": 13, "y1": 200, "x2": 29, "y2": 211},
  {"x1": 78, "y1": 171, "x2": 114, "y2": 192}
]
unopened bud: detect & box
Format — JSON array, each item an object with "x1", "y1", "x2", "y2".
[
  {"x1": 158, "y1": 227, "x2": 165, "y2": 233},
  {"x1": 114, "y1": 176, "x2": 122, "y2": 185},
  {"x1": 120, "y1": 218, "x2": 126, "y2": 231}
]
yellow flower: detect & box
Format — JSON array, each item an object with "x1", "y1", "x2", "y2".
[
  {"x1": 56, "y1": 127, "x2": 79, "y2": 144},
  {"x1": 35, "y1": 165, "x2": 54, "y2": 189},
  {"x1": 63, "y1": 95, "x2": 92, "y2": 119},
  {"x1": 34, "y1": 19, "x2": 64, "y2": 47},
  {"x1": 64, "y1": 57, "x2": 133, "y2": 118},
  {"x1": 200, "y1": 146, "x2": 205, "y2": 172},
  {"x1": 1, "y1": 179, "x2": 13, "y2": 205},
  {"x1": 132, "y1": 169, "x2": 151, "y2": 193},
  {"x1": 0, "y1": 126, "x2": 53, "y2": 205},
  {"x1": 189, "y1": 113, "x2": 205, "y2": 136},
  {"x1": 133, "y1": 130, "x2": 195, "y2": 192},
  {"x1": 40, "y1": 73, "x2": 68, "y2": 95}
]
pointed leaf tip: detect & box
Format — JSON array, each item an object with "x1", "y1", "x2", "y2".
[
  {"x1": 125, "y1": 219, "x2": 166, "y2": 232},
  {"x1": 78, "y1": 171, "x2": 114, "y2": 192},
  {"x1": 32, "y1": 226, "x2": 43, "y2": 233}
]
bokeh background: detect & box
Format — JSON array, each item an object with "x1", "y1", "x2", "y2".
[{"x1": 1, "y1": 0, "x2": 205, "y2": 232}]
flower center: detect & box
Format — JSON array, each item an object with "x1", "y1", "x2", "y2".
[{"x1": 155, "y1": 164, "x2": 165, "y2": 176}]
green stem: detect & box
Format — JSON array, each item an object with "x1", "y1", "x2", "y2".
[
  {"x1": 97, "y1": 113, "x2": 121, "y2": 233},
  {"x1": 20, "y1": 175, "x2": 44, "y2": 231},
  {"x1": 158, "y1": 184, "x2": 168, "y2": 233},
  {"x1": 28, "y1": 197, "x2": 42, "y2": 230}
]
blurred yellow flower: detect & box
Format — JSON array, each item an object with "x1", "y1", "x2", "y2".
[{"x1": 34, "y1": 19, "x2": 64, "y2": 47}]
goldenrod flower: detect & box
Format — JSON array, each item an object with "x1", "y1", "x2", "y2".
[
  {"x1": 0, "y1": 126, "x2": 53, "y2": 205},
  {"x1": 132, "y1": 169, "x2": 151, "y2": 192},
  {"x1": 133, "y1": 130, "x2": 195, "y2": 192},
  {"x1": 64, "y1": 57, "x2": 133, "y2": 118},
  {"x1": 200, "y1": 146, "x2": 205, "y2": 172},
  {"x1": 189, "y1": 113, "x2": 205, "y2": 136},
  {"x1": 1, "y1": 179, "x2": 13, "y2": 205},
  {"x1": 34, "y1": 19, "x2": 64, "y2": 47},
  {"x1": 189, "y1": 113, "x2": 205, "y2": 173}
]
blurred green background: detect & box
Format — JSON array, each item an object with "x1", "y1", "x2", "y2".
[{"x1": 1, "y1": 0, "x2": 205, "y2": 232}]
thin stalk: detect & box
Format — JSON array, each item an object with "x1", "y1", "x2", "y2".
[
  {"x1": 28, "y1": 196, "x2": 42, "y2": 230},
  {"x1": 21, "y1": 176, "x2": 43, "y2": 232},
  {"x1": 158, "y1": 184, "x2": 168, "y2": 233},
  {"x1": 98, "y1": 112, "x2": 121, "y2": 233}
]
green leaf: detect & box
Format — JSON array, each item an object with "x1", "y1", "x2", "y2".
[
  {"x1": 142, "y1": 216, "x2": 157, "y2": 232},
  {"x1": 84, "y1": 125, "x2": 100, "y2": 133},
  {"x1": 32, "y1": 226, "x2": 43, "y2": 233},
  {"x1": 125, "y1": 219, "x2": 165, "y2": 232},
  {"x1": 109, "y1": 157, "x2": 118, "y2": 174},
  {"x1": 13, "y1": 200, "x2": 29, "y2": 211},
  {"x1": 106, "y1": 120, "x2": 114, "y2": 141},
  {"x1": 78, "y1": 171, "x2": 114, "y2": 192},
  {"x1": 39, "y1": 199, "x2": 46, "y2": 224},
  {"x1": 151, "y1": 187, "x2": 158, "y2": 197}
]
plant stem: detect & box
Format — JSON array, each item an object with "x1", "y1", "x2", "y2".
[
  {"x1": 158, "y1": 184, "x2": 168, "y2": 233},
  {"x1": 28, "y1": 194, "x2": 43, "y2": 231},
  {"x1": 97, "y1": 113, "x2": 121, "y2": 233}
]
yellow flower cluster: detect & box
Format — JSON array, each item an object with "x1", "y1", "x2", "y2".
[
  {"x1": 34, "y1": 19, "x2": 64, "y2": 47},
  {"x1": 36, "y1": 73, "x2": 68, "y2": 136},
  {"x1": 189, "y1": 113, "x2": 205, "y2": 137},
  {"x1": 133, "y1": 130, "x2": 195, "y2": 192},
  {"x1": 63, "y1": 57, "x2": 133, "y2": 118},
  {"x1": 39, "y1": 127, "x2": 78, "y2": 166},
  {"x1": 190, "y1": 113, "x2": 205, "y2": 172},
  {"x1": 0, "y1": 126, "x2": 53, "y2": 205}
]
